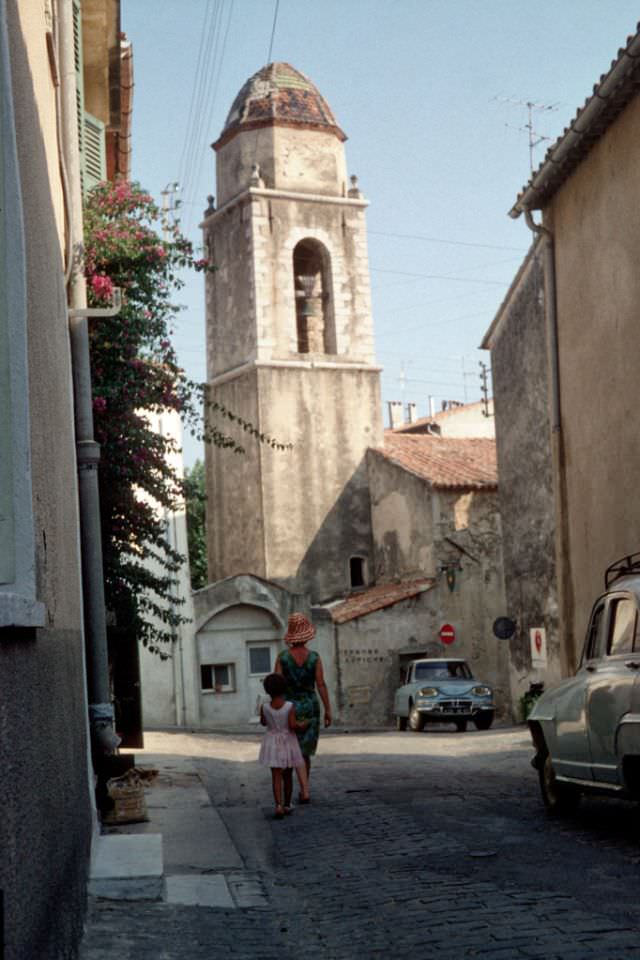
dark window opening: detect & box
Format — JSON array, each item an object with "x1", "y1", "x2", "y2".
[
  {"x1": 350, "y1": 556, "x2": 365, "y2": 589},
  {"x1": 201, "y1": 663, "x2": 235, "y2": 692}
]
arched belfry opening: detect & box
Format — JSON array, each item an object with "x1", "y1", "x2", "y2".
[{"x1": 293, "y1": 239, "x2": 336, "y2": 354}]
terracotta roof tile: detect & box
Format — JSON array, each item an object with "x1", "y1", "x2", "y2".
[
  {"x1": 215, "y1": 62, "x2": 346, "y2": 149},
  {"x1": 375, "y1": 435, "x2": 498, "y2": 490},
  {"x1": 329, "y1": 578, "x2": 435, "y2": 624}
]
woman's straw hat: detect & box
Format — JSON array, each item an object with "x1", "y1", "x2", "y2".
[{"x1": 284, "y1": 612, "x2": 315, "y2": 645}]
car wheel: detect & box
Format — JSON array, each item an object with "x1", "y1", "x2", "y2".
[
  {"x1": 473, "y1": 711, "x2": 494, "y2": 731},
  {"x1": 539, "y1": 752, "x2": 580, "y2": 816},
  {"x1": 408, "y1": 705, "x2": 425, "y2": 732},
  {"x1": 454, "y1": 719, "x2": 467, "y2": 732},
  {"x1": 396, "y1": 714, "x2": 408, "y2": 731}
]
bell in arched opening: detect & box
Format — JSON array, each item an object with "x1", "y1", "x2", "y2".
[{"x1": 293, "y1": 238, "x2": 335, "y2": 354}]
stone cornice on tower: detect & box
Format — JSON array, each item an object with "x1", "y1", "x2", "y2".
[{"x1": 200, "y1": 185, "x2": 368, "y2": 228}]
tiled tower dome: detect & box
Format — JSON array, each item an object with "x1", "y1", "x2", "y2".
[{"x1": 214, "y1": 62, "x2": 346, "y2": 150}]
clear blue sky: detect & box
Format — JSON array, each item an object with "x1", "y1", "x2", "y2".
[{"x1": 123, "y1": 0, "x2": 640, "y2": 465}]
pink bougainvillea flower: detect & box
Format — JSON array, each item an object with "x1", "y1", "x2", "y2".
[{"x1": 90, "y1": 273, "x2": 114, "y2": 301}]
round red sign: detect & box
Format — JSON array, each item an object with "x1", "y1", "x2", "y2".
[{"x1": 439, "y1": 623, "x2": 456, "y2": 645}]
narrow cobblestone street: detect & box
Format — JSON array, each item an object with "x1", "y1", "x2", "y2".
[{"x1": 81, "y1": 728, "x2": 640, "y2": 959}]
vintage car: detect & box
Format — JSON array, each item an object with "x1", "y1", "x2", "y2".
[
  {"x1": 393, "y1": 657, "x2": 495, "y2": 732},
  {"x1": 529, "y1": 553, "x2": 640, "y2": 814}
]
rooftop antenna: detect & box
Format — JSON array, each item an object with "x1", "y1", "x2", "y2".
[{"x1": 492, "y1": 96, "x2": 560, "y2": 172}]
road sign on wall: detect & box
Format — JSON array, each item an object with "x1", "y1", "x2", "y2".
[
  {"x1": 439, "y1": 623, "x2": 456, "y2": 645},
  {"x1": 530, "y1": 627, "x2": 547, "y2": 666}
]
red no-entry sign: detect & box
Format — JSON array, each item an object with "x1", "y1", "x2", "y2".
[{"x1": 439, "y1": 623, "x2": 456, "y2": 645}]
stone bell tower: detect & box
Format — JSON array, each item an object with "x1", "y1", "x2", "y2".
[{"x1": 202, "y1": 62, "x2": 382, "y2": 603}]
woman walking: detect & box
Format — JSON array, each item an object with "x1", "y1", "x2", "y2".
[{"x1": 275, "y1": 612, "x2": 332, "y2": 802}]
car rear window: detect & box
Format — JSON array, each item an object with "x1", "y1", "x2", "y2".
[{"x1": 608, "y1": 597, "x2": 637, "y2": 655}]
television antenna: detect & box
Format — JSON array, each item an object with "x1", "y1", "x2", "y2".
[{"x1": 492, "y1": 96, "x2": 560, "y2": 172}]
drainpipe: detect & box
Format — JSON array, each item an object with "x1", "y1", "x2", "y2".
[
  {"x1": 58, "y1": 0, "x2": 120, "y2": 754},
  {"x1": 523, "y1": 209, "x2": 575, "y2": 674}
]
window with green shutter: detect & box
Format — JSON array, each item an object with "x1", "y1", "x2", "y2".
[{"x1": 73, "y1": 0, "x2": 106, "y2": 195}]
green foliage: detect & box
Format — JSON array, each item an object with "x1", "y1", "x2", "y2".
[
  {"x1": 184, "y1": 459, "x2": 208, "y2": 591},
  {"x1": 84, "y1": 181, "x2": 244, "y2": 658},
  {"x1": 519, "y1": 687, "x2": 543, "y2": 722},
  {"x1": 84, "y1": 181, "x2": 289, "y2": 658}
]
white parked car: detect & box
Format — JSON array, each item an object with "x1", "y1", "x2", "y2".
[{"x1": 529, "y1": 554, "x2": 640, "y2": 813}]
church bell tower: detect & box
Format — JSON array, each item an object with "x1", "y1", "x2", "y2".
[{"x1": 202, "y1": 63, "x2": 382, "y2": 603}]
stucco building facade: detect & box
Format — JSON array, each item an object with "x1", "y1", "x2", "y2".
[
  {"x1": 489, "y1": 26, "x2": 640, "y2": 678},
  {"x1": 0, "y1": 3, "x2": 131, "y2": 956}
]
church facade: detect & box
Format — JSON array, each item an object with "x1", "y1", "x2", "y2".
[{"x1": 177, "y1": 63, "x2": 511, "y2": 729}]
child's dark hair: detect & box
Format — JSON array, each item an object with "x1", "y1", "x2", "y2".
[{"x1": 263, "y1": 673, "x2": 287, "y2": 697}]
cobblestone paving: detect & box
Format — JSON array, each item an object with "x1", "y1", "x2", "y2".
[{"x1": 80, "y1": 729, "x2": 640, "y2": 959}]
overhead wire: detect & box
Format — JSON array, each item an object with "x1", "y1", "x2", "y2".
[
  {"x1": 181, "y1": 0, "x2": 226, "y2": 232},
  {"x1": 185, "y1": 0, "x2": 235, "y2": 235},
  {"x1": 177, "y1": 0, "x2": 214, "y2": 191},
  {"x1": 368, "y1": 229, "x2": 527, "y2": 252},
  {"x1": 370, "y1": 267, "x2": 509, "y2": 287}
]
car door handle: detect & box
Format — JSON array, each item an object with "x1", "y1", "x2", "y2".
[{"x1": 625, "y1": 660, "x2": 640, "y2": 670}]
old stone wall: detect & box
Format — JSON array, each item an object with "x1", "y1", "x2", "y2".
[
  {"x1": 487, "y1": 250, "x2": 561, "y2": 708},
  {"x1": 0, "y1": 5, "x2": 93, "y2": 959}
]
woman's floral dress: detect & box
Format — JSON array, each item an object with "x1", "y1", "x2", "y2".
[{"x1": 277, "y1": 649, "x2": 320, "y2": 756}]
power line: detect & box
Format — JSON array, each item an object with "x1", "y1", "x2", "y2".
[
  {"x1": 368, "y1": 229, "x2": 527, "y2": 252},
  {"x1": 370, "y1": 267, "x2": 509, "y2": 287},
  {"x1": 185, "y1": 0, "x2": 234, "y2": 233}
]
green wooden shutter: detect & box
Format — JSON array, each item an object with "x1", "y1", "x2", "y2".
[{"x1": 83, "y1": 112, "x2": 106, "y2": 190}]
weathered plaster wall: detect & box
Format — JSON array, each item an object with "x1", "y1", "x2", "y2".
[
  {"x1": 207, "y1": 366, "x2": 381, "y2": 602},
  {"x1": 273, "y1": 126, "x2": 348, "y2": 196},
  {"x1": 367, "y1": 450, "x2": 436, "y2": 579},
  {"x1": 0, "y1": 5, "x2": 92, "y2": 958},
  {"x1": 205, "y1": 369, "x2": 265, "y2": 584},
  {"x1": 259, "y1": 365, "x2": 381, "y2": 601},
  {"x1": 363, "y1": 452, "x2": 510, "y2": 722},
  {"x1": 204, "y1": 198, "x2": 257, "y2": 377},
  {"x1": 488, "y1": 251, "x2": 561, "y2": 707},
  {"x1": 215, "y1": 126, "x2": 347, "y2": 204},
  {"x1": 548, "y1": 94, "x2": 640, "y2": 661},
  {"x1": 334, "y1": 575, "x2": 509, "y2": 728}
]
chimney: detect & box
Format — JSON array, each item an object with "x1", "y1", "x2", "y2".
[
  {"x1": 387, "y1": 401, "x2": 403, "y2": 429},
  {"x1": 407, "y1": 402, "x2": 417, "y2": 424}
]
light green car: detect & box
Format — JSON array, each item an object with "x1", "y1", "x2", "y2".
[
  {"x1": 529, "y1": 554, "x2": 640, "y2": 814},
  {"x1": 393, "y1": 657, "x2": 495, "y2": 733}
]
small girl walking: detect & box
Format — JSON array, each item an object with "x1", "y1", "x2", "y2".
[{"x1": 259, "y1": 673, "x2": 309, "y2": 819}]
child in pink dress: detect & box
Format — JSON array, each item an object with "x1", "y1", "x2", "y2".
[{"x1": 259, "y1": 673, "x2": 309, "y2": 819}]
